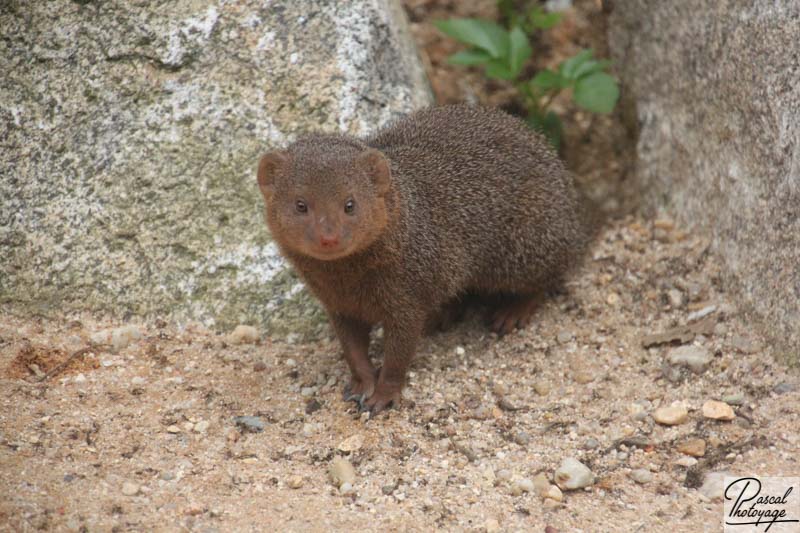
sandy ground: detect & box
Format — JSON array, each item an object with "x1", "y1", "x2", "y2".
[{"x1": 2, "y1": 216, "x2": 799, "y2": 532}]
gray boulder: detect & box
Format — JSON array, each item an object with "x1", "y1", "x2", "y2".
[
  {"x1": 0, "y1": 0, "x2": 432, "y2": 337},
  {"x1": 609, "y1": 1, "x2": 800, "y2": 363}
]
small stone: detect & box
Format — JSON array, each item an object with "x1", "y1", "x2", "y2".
[
  {"x1": 73, "y1": 373, "x2": 87, "y2": 383},
  {"x1": 194, "y1": 420, "x2": 210, "y2": 433},
  {"x1": 556, "y1": 330, "x2": 574, "y2": 344},
  {"x1": 227, "y1": 325, "x2": 259, "y2": 345},
  {"x1": 337, "y1": 434, "x2": 364, "y2": 453},
  {"x1": 677, "y1": 438, "x2": 706, "y2": 457},
  {"x1": 455, "y1": 346, "x2": 466, "y2": 356},
  {"x1": 653, "y1": 218, "x2": 674, "y2": 231},
  {"x1": 629, "y1": 469, "x2": 653, "y2": 484},
  {"x1": 339, "y1": 482, "x2": 355, "y2": 495},
  {"x1": 606, "y1": 292, "x2": 620, "y2": 306},
  {"x1": 300, "y1": 387, "x2": 316, "y2": 397},
  {"x1": 667, "y1": 345, "x2": 712, "y2": 374},
  {"x1": 381, "y1": 483, "x2": 397, "y2": 495},
  {"x1": 675, "y1": 456, "x2": 698, "y2": 467},
  {"x1": 91, "y1": 325, "x2": 142, "y2": 351},
  {"x1": 554, "y1": 458, "x2": 594, "y2": 490},
  {"x1": 730, "y1": 335, "x2": 760, "y2": 354},
  {"x1": 160, "y1": 471, "x2": 175, "y2": 481},
  {"x1": 285, "y1": 358, "x2": 297, "y2": 367},
  {"x1": 233, "y1": 416, "x2": 265, "y2": 433},
  {"x1": 573, "y1": 370, "x2": 595, "y2": 384},
  {"x1": 653, "y1": 405, "x2": 688, "y2": 426},
  {"x1": 702, "y1": 400, "x2": 735, "y2": 421},
  {"x1": 253, "y1": 361, "x2": 267, "y2": 372},
  {"x1": 121, "y1": 482, "x2": 140, "y2": 496},
  {"x1": 166, "y1": 425, "x2": 181, "y2": 434},
  {"x1": 515, "y1": 478, "x2": 535, "y2": 493},
  {"x1": 513, "y1": 431, "x2": 531, "y2": 446},
  {"x1": 329, "y1": 457, "x2": 356, "y2": 487},
  {"x1": 532, "y1": 473, "x2": 550, "y2": 495},
  {"x1": 287, "y1": 475, "x2": 303, "y2": 489},
  {"x1": 485, "y1": 518, "x2": 501, "y2": 533},
  {"x1": 687, "y1": 305, "x2": 716, "y2": 322},
  {"x1": 496, "y1": 469, "x2": 512, "y2": 482},
  {"x1": 305, "y1": 399, "x2": 323, "y2": 415},
  {"x1": 773, "y1": 382, "x2": 797, "y2": 395},
  {"x1": 582, "y1": 437, "x2": 600, "y2": 450},
  {"x1": 131, "y1": 376, "x2": 146, "y2": 386},
  {"x1": 544, "y1": 485, "x2": 563, "y2": 502},
  {"x1": 667, "y1": 289, "x2": 684, "y2": 308},
  {"x1": 699, "y1": 471, "x2": 733, "y2": 502},
  {"x1": 533, "y1": 381, "x2": 550, "y2": 396},
  {"x1": 722, "y1": 393, "x2": 745, "y2": 405}
]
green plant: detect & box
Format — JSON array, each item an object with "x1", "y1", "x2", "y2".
[{"x1": 434, "y1": 4, "x2": 619, "y2": 148}]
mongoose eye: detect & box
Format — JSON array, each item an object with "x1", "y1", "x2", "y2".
[
  {"x1": 295, "y1": 200, "x2": 307, "y2": 214},
  {"x1": 344, "y1": 198, "x2": 356, "y2": 215}
]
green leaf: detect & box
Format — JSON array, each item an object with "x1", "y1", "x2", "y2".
[
  {"x1": 559, "y1": 49, "x2": 594, "y2": 81},
  {"x1": 530, "y1": 69, "x2": 563, "y2": 91},
  {"x1": 447, "y1": 49, "x2": 493, "y2": 66},
  {"x1": 573, "y1": 72, "x2": 619, "y2": 114},
  {"x1": 507, "y1": 26, "x2": 532, "y2": 78},
  {"x1": 528, "y1": 111, "x2": 563, "y2": 148},
  {"x1": 529, "y1": 7, "x2": 562, "y2": 30},
  {"x1": 434, "y1": 18, "x2": 509, "y2": 59},
  {"x1": 484, "y1": 58, "x2": 515, "y2": 80},
  {"x1": 571, "y1": 58, "x2": 613, "y2": 80}
]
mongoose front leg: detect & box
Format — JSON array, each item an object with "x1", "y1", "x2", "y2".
[
  {"x1": 331, "y1": 314, "x2": 377, "y2": 404},
  {"x1": 364, "y1": 315, "x2": 424, "y2": 415},
  {"x1": 490, "y1": 293, "x2": 540, "y2": 335}
]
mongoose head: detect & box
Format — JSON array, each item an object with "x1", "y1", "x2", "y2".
[{"x1": 257, "y1": 136, "x2": 392, "y2": 261}]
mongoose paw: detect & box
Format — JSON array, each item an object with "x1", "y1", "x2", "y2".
[
  {"x1": 362, "y1": 382, "x2": 402, "y2": 416},
  {"x1": 490, "y1": 296, "x2": 539, "y2": 335},
  {"x1": 342, "y1": 379, "x2": 375, "y2": 408}
]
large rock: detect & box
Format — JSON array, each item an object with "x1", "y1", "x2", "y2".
[
  {"x1": 0, "y1": 0, "x2": 432, "y2": 337},
  {"x1": 609, "y1": 1, "x2": 800, "y2": 363}
]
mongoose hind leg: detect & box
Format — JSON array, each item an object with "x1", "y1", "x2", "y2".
[{"x1": 489, "y1": 294, "x2": 540, "y2": 335}]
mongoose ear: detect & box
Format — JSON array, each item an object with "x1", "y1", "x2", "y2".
[
  {"x1": 257, "y1": 151, "x2": 289, "y2": 200},
  {"x1": 358, "y1": 149, "x2": 391, "y2": 196}
]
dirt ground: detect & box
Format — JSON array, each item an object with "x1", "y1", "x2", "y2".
[
  {"x1": 2, "y1": 1, "x2": 799, "y2": 532},
  {"x1": 2, "y1": 214, "x2": 799, "y2": 532}
]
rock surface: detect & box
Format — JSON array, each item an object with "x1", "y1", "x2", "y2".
[
  {"x1": 609, "y1": 1, "x2": 800, "y2": 364},
  {"x1": 0, "y1": 0, "x2": 432, "y2": 336}
]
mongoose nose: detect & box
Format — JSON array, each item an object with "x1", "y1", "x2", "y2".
[{"x1": 319, "y1": 235, "x2": 339, "y2": 248}]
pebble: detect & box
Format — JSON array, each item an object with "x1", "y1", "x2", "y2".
[
  {"x1": 629, "y1": 469, "x2": 653, "y2": 484},
  {"x1": 287, "y1": 475, "x2": 303, "y2": 489},
  {"x1": 544, "y1": 485, "x2": 563, "y2": 501},
  {"x1": 73, "y1": 373, "x2": 87, "y2": 383},
  {"x1": 329, "y1": 457, "x2": 356, "y2": 487},
  {"x1": 773, "y1": 382, "x2": 797, "y2": 395},
  {"x1": 702, "y1": 400, "x2": 735, "y2": 421},
  {"x1": 300, "y1": 387, "x2": 316, "y2": 397},
  {"x1": 699, "y1": 471, "x2": 733, "y2": 502},
  {"x1": 722, "y1": 393, "x2": 746, "y2": 405},
  {"x1": 675, "y1": 456, "x2": 698, "y2": 467},
  {"x1": 653, "y1": 405, "x2": 688, "y2": 426},
  {"x1": 667, "y1": 289, "x2": 684, "y2": 308},
  {"x1": 556, "y1": 330, "x2": 574, "y2": 344},
  {"x1": 121, "y1": 482, "x2": 140, "y2": 496},
  {"x1": 533, "y1": 381, "x2": 550, "y2": 396},
  {"x1": 91, "y1": 325, "x2": 142, "y2": 351},
  {"x1": 485, "y1": 518, "x2": 500, "y2": 533},
  {"x1": 554, "y1": 458, "x2": 594, "y2": 490},
  {"x1": 677, "y1": 438, "x2": 706, "y2": 457},
  {"x1": 606, "y1": 292, "x2": 621, "y2": 306},
  {"x1": 513, "y1": 431, "x2": 531, "y2": 446},
  {"x1": 166, "y1": 425, "x2": 181, "y2": 434},
  {"x1": 667, "y1": 345, "x2": 711, "y2": 374},
  {"x1": 194, "y1": 420, "x2": 210, "y2": 433},
  {"x1": 687, "y1": 305, "x2": 716, "y2": 322},
  {"x1": 532, "y1": 473, "x2": 550, "y2": 495},
  {"x1": 496, "y1": 469, "x2": 512, "y2": 482},
  {"x1": 160, "y1": 471, "x2": 175, "y2": 481},
  {"x1": 339, "y1": 482, "x2": 355, "y2": 495},
  {"x1": 512, "y1": 478, "x2": 534, "y2": 495},
  {"x1": 582, "y1": 437, "x2": 600, "y2": 450},
  {"x1": 730, "y1": 335, "x2": 759, "y2": 354},
  {"x1": 573, "y1": 370, "x2": 595, "y2": 384},
  {"x1": 455, "y1": 346, "x2": 466, "y2": 356},
  {"x1": 233, "y1": 416, "x2": 265, "y2": 433},
  {"x1": 227, "y1": 325, "x2": 259, "y2": 345},
  {"x1": 337, "y1": 434, "x2": 364, "y2": 453}
]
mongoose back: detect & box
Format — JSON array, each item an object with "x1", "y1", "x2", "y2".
[{"x1": 257, "y1": 105, "x2": 585, "y2": 414}]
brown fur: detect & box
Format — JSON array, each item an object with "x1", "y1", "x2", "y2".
[{"x1": 257, "y1": 105, "x2": 586, "y2": 413}]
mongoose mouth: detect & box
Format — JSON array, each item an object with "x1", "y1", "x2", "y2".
[{"x1": 302, "y1": 243, "x2": 357, "y2": 261}]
